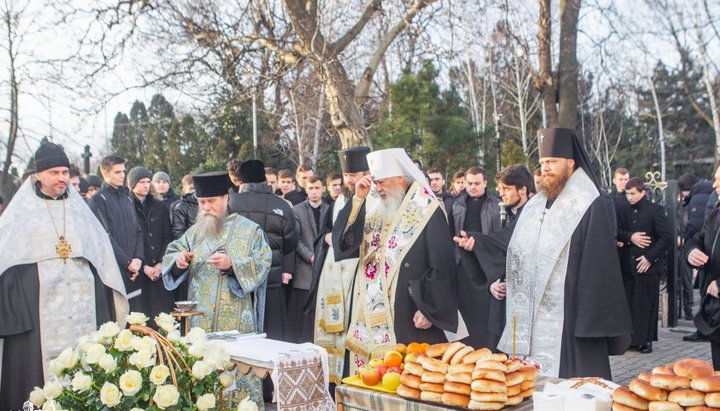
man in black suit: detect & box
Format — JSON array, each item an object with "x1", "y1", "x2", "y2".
[
  {"x1": 290, "y1": 175, "x2": 329, "y2": 342},
  {"x1": 617, "y1": 176, "x2": 672, "y2": 353}
]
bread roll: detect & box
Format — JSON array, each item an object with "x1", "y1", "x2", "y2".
[
  {"x1": 425, "y1": 342, "x2": 451, "y2": 358},
  {"x1": 462, "y1": 348, "x2": 492, "y2": 364},
  {"x1": 451, "y1": 346, "x2": 475, "y2": 365},
  {"x1": 686, "y1": 406, "x2": 720, "y2": 411},
  {"x1": 520, "y1": 379, "x2": 536, "y2": 391},
  {"x1": 518, "y1": 366, "x2": 540, "y2": 381},
  {"x1": 470, "y1": 391, "x2": 508, "y2": 403},
  {"x1": 400, "y1": 373, "x2": 421, "y2": 389},
  {"x1": 520, "y1": 387, "x2": 535, "y2": 398},
  {"x1": 475, "y1": 360, "x2": 507, "y2": 373},
  {"x1": 674, "y1": 359, "x2": 714, "y2": 378},
  {"x1": 420, "y1": 357, "x2": 448, "y2": 374},
  {"x1": 630, "y1": 378, "x2": 668, "y2": 401},
  {"x1": 442, "y1": 342, "x2": 466, "y2": 363},
  {"x1": 506, "y1": 371, "x2": 523, "y2": 386},
  {"x1": 489, "y1": 353, "x2": 508, "y2": 362},
  {"x1": 505, "y1": 361, "x2": 522, "y2": 373},
  {"x1": 442, "y1": 392, "x2": 470, "y2": 408},
  {"x1": 471, "y1": 379, "x2": 508, "y2": 393},
  {"x1": 467, "y1": 400, "x2": 505, "y2": 410},
  {"x1": 706, "y1": 392, "x2": 720, "y2": 407},
  {"x1": 444, "y1": 381, "x2": 471, "y2": 395},
  {"x1": 650, "y1": 373, "x2": 690, "y2": 390},
  {"x1": 612, "y1": 403, "x2": 643, "y2": 411},
  {"x1": 612, "y1": 385, "x2": 650, "y2": 409},
  {"x1": 648, "y1": 401, "x2": 683, "y2": 411},
  {"x1": 667, "y1": 389, "x2": 705, "y2": 406},
  {"x1": 690, "y1": 376, "x2": 720, "y2": 392},
  {"x1": 396, "y1": 384, "x2": 421, "y2": 399},
  {"x1": 404, "y1": 361, "x2": 424, "y2": 376},
  {"x1": 652, "y1": 366, "x2": 674, "y2": 375},
  {"x1": 448, "y1": 363, "x2": 475, "y2": 374},
  {"x1": 505, "y1": 394, "x2": 523, "y2": 406},
  {"x1": 639, "y1": 372, "x2": 653, "y2": 382},
  {"x1": 420, "y1": 371, "x2": 445, "y2": 384},
  {"x1": 507, "y1": 383, "x2": 521, "y2": 397},
  {"x1": 419, "y1": 382, "x2": 444, "y2": 393},
  {"x1": 472, "y1": 368, "x2": 506, "y2": 383},
  {"x1": 446, "y1": 372, "x2": 472, "y2": 385},
  {"x1": 420, "y1": 390, "x2": 443, "y2": 403}
]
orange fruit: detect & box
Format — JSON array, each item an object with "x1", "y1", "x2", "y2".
[
  {"x1": 384, "y1": 350, "x2": 403, "y2": 368},
  {"x1": 392, "y1": 343, "x2": 407, "y2": 355},
  {"x1": 406, "y1": 342, "x2": 422, "y2": 355},
  {"x1": 420, "y1": 343, "x2": 429, "y2": 353}
]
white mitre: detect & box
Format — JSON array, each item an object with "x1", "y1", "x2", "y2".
[{"x1": 366, "y1": 148, "x2": 436, "y2": 199}]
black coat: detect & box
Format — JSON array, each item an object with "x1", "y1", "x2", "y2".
[
  {"x1": 617, "y1": 197, "x2": 673, "y2": 276},
  {"x1": 170, "y1": 192, "x2": 198, "y2": 239},
  {"x1": 284, "y1": 187, "x2": 307, "y2": 205},
  {"x1": 686, "y1": 202, "x2": 720, "y2": 340},
  {"x1": 685, "y1": 180, "x2": 714, "y2": 241},
  {"x1": 292, "y1": 200, "x2": 329, "y2": 290},
  {"x1": 160, "y1": 188, "x2": 180, "y2": 209},
  {"x1": 88, "y1": 183, "x2": 144, "y2": 292}
]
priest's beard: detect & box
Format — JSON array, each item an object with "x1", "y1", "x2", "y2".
[
  {"x1": 195, "y1": 210, "x2": 227, "y2": 238},
  {"x1": 341, "y1": 185, "x2": 354, "y2": 199},
  {"x1": 372, "y1": 190, "x2": 405, "y2": 223},
  {"x1": 542, "y1": 167, "x2": 573, "y2": 201}
]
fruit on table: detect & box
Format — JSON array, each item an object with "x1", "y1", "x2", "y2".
[
  {"x1": 404, "y1": 352, "x2": 419, "y2": 364},
  {"x1": 375, "y1": 364, "x2": 389, "y2": 378},
  {"x1": 359, "y1": 365, "x2": 381, "y2": 386},
  {"x1": 382, "y1": 372, "x2": 402, "y2": 391},
  {"x1": 384, "y1": 350, "x2": 403, "y2": 368},
  {"x1": 387, "y1": 366, "x2": 402, "y2": 375},
  {"x1": 406, "y1": 342, "x2": 423, "y2": 355},
  {"x1": 393, "y1": 343, "x2": 407, "y2": 355},
  {"x1": 369, "y1": 359, "x2": 385, "y2": 368}
]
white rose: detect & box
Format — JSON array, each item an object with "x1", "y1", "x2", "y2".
[
  {"x1": 42, "y1": 399, "x2": 67, "y2": 411},
  {"x1": 126, "y1": 312, "x2": 149, "y2": 326},
  {"x1": 49, "y1": 359, "x2": 65, "y2": 376},
  {"x1": 152, "y1": 384, "x2": 180, "y2": 409},
  {"x1": 100, "y1": 382, "x2": 122, "y2": 407},
  {"x1": 72, "y1": 372, "x2": 93, "y2": 393},
  {"x1": 166, "y1": 330, "x2": 181, "y2": 343},
  {"x1": 237, "y1": 396, "x2": 259, "y2": 411},
  {"x1": 43, "y1": 380, "x2": 63, "y2": 399},
  {"x1": 29, "y1": 387, "x2": 46, "y2": 407},
  {"x1": 119, "y1": 369, "x2": 143, "y2": 396},
  {"x1": 99, "y1": 353, "x2": 118, "y2": 373},
  {"x1": 154, "y1": 312, "x2": 178, "y2": 333},
  {"x1": 89, "y1": 331, "x2": 104, "y2": 343},
  {"x1": 196, "y1": 393, "x2": 216, "y2": 410},
  {"x1": 203, "y1": 342, "x2": 230, "y2": 369},
  {"x1": 114, "y1": 329, "x2": 135, "y2": 351},
  {"x1": 149, "y1": 364, "x2": 170, "y2": 385},
  {"x1": 188, "y1": 341, "x2": 207, "y2": 358},
  {"x1": 131, "y1": 335, "x2": 156, "y2": 352},
  {"x1": 191, "y1": 360, "x2": 213, "y2": 379},
  {"x1": 56, "y1": 347, "x2": 79, "y2": 370},
  {"x1": 129, "y1": 349, "x2": 156, "y2": 369},
  {"x1": 218, "y1": 371, "x2": 234, "y2": 388},
  {"x1": 185, "y1": 327, "x2": 206, "y2": 345},
  {"x1": 84, "y1": 343, "x2": 106, "y2": 364},
  {"x1": 99, "y1": 321, "x2": 121, "y2": 339}
]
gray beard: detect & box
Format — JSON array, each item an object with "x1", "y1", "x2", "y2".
[
  {"x1": 195, "y1": 211, "x2": 226, "y2": 238},
  {"x1": 370, "y1": 191, "x2": 404, "y2": 224}
]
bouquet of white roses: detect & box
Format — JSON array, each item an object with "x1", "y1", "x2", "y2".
[{"x1": 28, "y1": 312, "x2": 236, "y2": 410}]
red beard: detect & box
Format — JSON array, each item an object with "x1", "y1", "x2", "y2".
[{"x1": 542, "y1": 170, "x2": 571, "y2": 200}]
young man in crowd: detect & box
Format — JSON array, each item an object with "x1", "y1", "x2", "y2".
[
  {"x1": 265, "y1": 167, "x2": 279, "y2": 193},
  {"x1": 152, "y1": 171, "x2": 179, "y2": 207},
  {"x1": 277, "y1": 169, "x2": 296, "y2": 198},
  {"x1": 86, "y1": 174, "x2": 103, "y2": 198},
  {"x1": 449, "y1": 170, "x2": 466, "y2": 197},
  {"x1": 285, "y1": 164, "x2": 313, "y2": 205},
  {"x1": 227, "y1": 159, "x2": 243, "y2": 192},
  {"x1": 324, "y1": 173, "x2": 342, "y2": 205}
]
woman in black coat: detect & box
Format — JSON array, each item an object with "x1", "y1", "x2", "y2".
[
  {"x1": 128, "y1": 167, "x2": 176, "y2": 322},
  {"x1": 617, "y1": 177, "x2": 672, "y2": 353}
]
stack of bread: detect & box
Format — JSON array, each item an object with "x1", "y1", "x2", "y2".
[
  {"x1": 612, "y1": 358, "x2": 720, "y2": 410},
  {"x1": 397, "y1": 341, "x2": 539, "y2": 410}
]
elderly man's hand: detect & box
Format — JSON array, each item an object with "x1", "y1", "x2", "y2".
[
  {"x1": 207, "y1": 252, "x2": 232, "y2": 271},
  {"x1": 176, "y1": 252, "x2": 194, "y2": 270},
  {"x1": 413, "y1": 311, "x2": 431, "y2": 329},
  {"x1": 453, "y1": 230, "x2": 475, "y2": 251},
  {"x1": 355, "y1": 175, "x2": 373, "y2": 200}
]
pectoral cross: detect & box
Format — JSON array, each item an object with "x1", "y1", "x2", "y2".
[
  {"x1": 539, "y1": 209, "x2": 547, "y2": 224},
  {"x1": 56, "y1": 236, "x2": 72, "y2": 263}
]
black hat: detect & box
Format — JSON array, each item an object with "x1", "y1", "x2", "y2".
[
  {"x1": 86, "y1": 174, "x2": 103, "y2": 188},
  {"x1": 240, "y1": 160, "x2": 266, "y2": 184},
  {"x1": 538, "y1": 128, "x2": 575, "y2": 159},
  {"x1": 695, "y1": 294, "x2": 720, "y2": 336},
  {"x1": 338, "y1": 146, "x2": 370, "y2": 173},
  {"x1": 127, "y1": 166, "x2": 153, "y2": 189},
  {"x1": 78, "y1": 177, "x2": 89, "y2": 194},
  {"x1": 35, "y1": 142, "x2": 70, "y2": 172},
  {"x1": 192, "y1": 171, "x2": 232, "y2": 198}
]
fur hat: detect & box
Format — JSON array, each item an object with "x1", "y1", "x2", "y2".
[{"x1": 239, "y1": 160, "x2": 266, "y2": 184}]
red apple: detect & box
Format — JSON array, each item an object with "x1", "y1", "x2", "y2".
[
  {"x1": 359, "y1": 365, "x2": 381, "y2": 386},
  {"x1": 386, "y1": 366, "x2": 402, "y2": 375},
  {"x1": 404, "y1": 352, "x2": 419, "y2": 364},
  {"x1": 375, "y1": 364, "x2": 389, "y2": 378}
]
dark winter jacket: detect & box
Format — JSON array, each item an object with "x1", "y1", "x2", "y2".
[
  {"x1": 88, "y1": 183, "x2": 144, "y2": 290},
  {"x1": 170, "y1": 192, "x2": 198, "y2": 239},
  {"x1": 684, "y1": 180, "x2": 714, "y2": 241},
  {"x1": 284, "y1": 187, "x2": 307, "y2": 205},
  {"x1": 617, "y1": 196, "x2": 673, "y2": 276},
  {"x1": 452, "y1": 191, "x2": 501, "y2": 239},
  {"x1": 160, "y1": 188, "x2": 180, "y2": 209},
  {"x1": 293, "y1": 200, "x2": 329, "y2": 290},
  {"x1": 133, "y1": 194, "x2": 173, "y2": 266},
  {"x1": 228, "y1": 183, "x2": 299, "y2": 287}
]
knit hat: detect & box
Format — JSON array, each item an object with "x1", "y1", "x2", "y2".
[
  {"x1": 78, "y1": 177, "x2": 89, "y2": 195},
  {"x1": 34, "y1": 142, "x2": 70, "y2": 172},
  {"x1": 240, "y1": 160, "x2": 266, "y2": 183},
  {"x1": 86, "y1": 174, "x2": 103, "y2": 188},
  {"x1": 152, "y1": 171, "x2": 171, "y2": 184},
  {"x1": 127, "y1": 167, "x2": 153, "y2": 189}
]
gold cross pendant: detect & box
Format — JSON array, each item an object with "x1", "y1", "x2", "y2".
[{"x1": 56, "y1": 235, "x2": 72, "y2": 263}]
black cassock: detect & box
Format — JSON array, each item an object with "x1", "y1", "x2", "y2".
[
  {"x1": 334, "y1": 197, "x2": 459, "y2": 344},
  {"x1": 0, "y1": 263, "x2": 116, "y2": 410},
  {"x1": 470, "y1": 197, "x2": 632, "y2": 379},
  {"x1": 617, "y1": 197, "x2": 672, "y2": 346}
]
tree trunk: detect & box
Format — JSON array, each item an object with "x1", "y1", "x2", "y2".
[
  {"x1": 318, "y1": 59, "x2": 370, "y2": 148},
  {"x1": 1, "y1": 8, "x2": 18, "y2": 197},
  {"x1": 649, "y1": 76, "x2": 667, "y2": 181},
  {"x1": 537, "y1": 0, "x2": 558, "y2": 127},
  {"x1": 693, "y1": 1, "x2": 720, "y2": 165},
  {"x1": 557, "y1": 0, "x2": 581, "y2": 128}
]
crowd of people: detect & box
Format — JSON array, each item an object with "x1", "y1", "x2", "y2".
[{"x1": 4, "y1": 126, "x2": 720, "y2": 408}]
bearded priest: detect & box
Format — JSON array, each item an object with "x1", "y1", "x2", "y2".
[
  {"x1": 162, "y1": 171, "x2": 271, "y2": 406},
  {"x1": 0, "y1": 142, "x2": 129, "y2": 410},
  {"x1": 334, "y1": 148, "x2": 459, "y2": 372}
]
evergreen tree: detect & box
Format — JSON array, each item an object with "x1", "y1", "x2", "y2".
[{"x1": 145, "y1": 94, "x2": 176, "y2": 172}]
